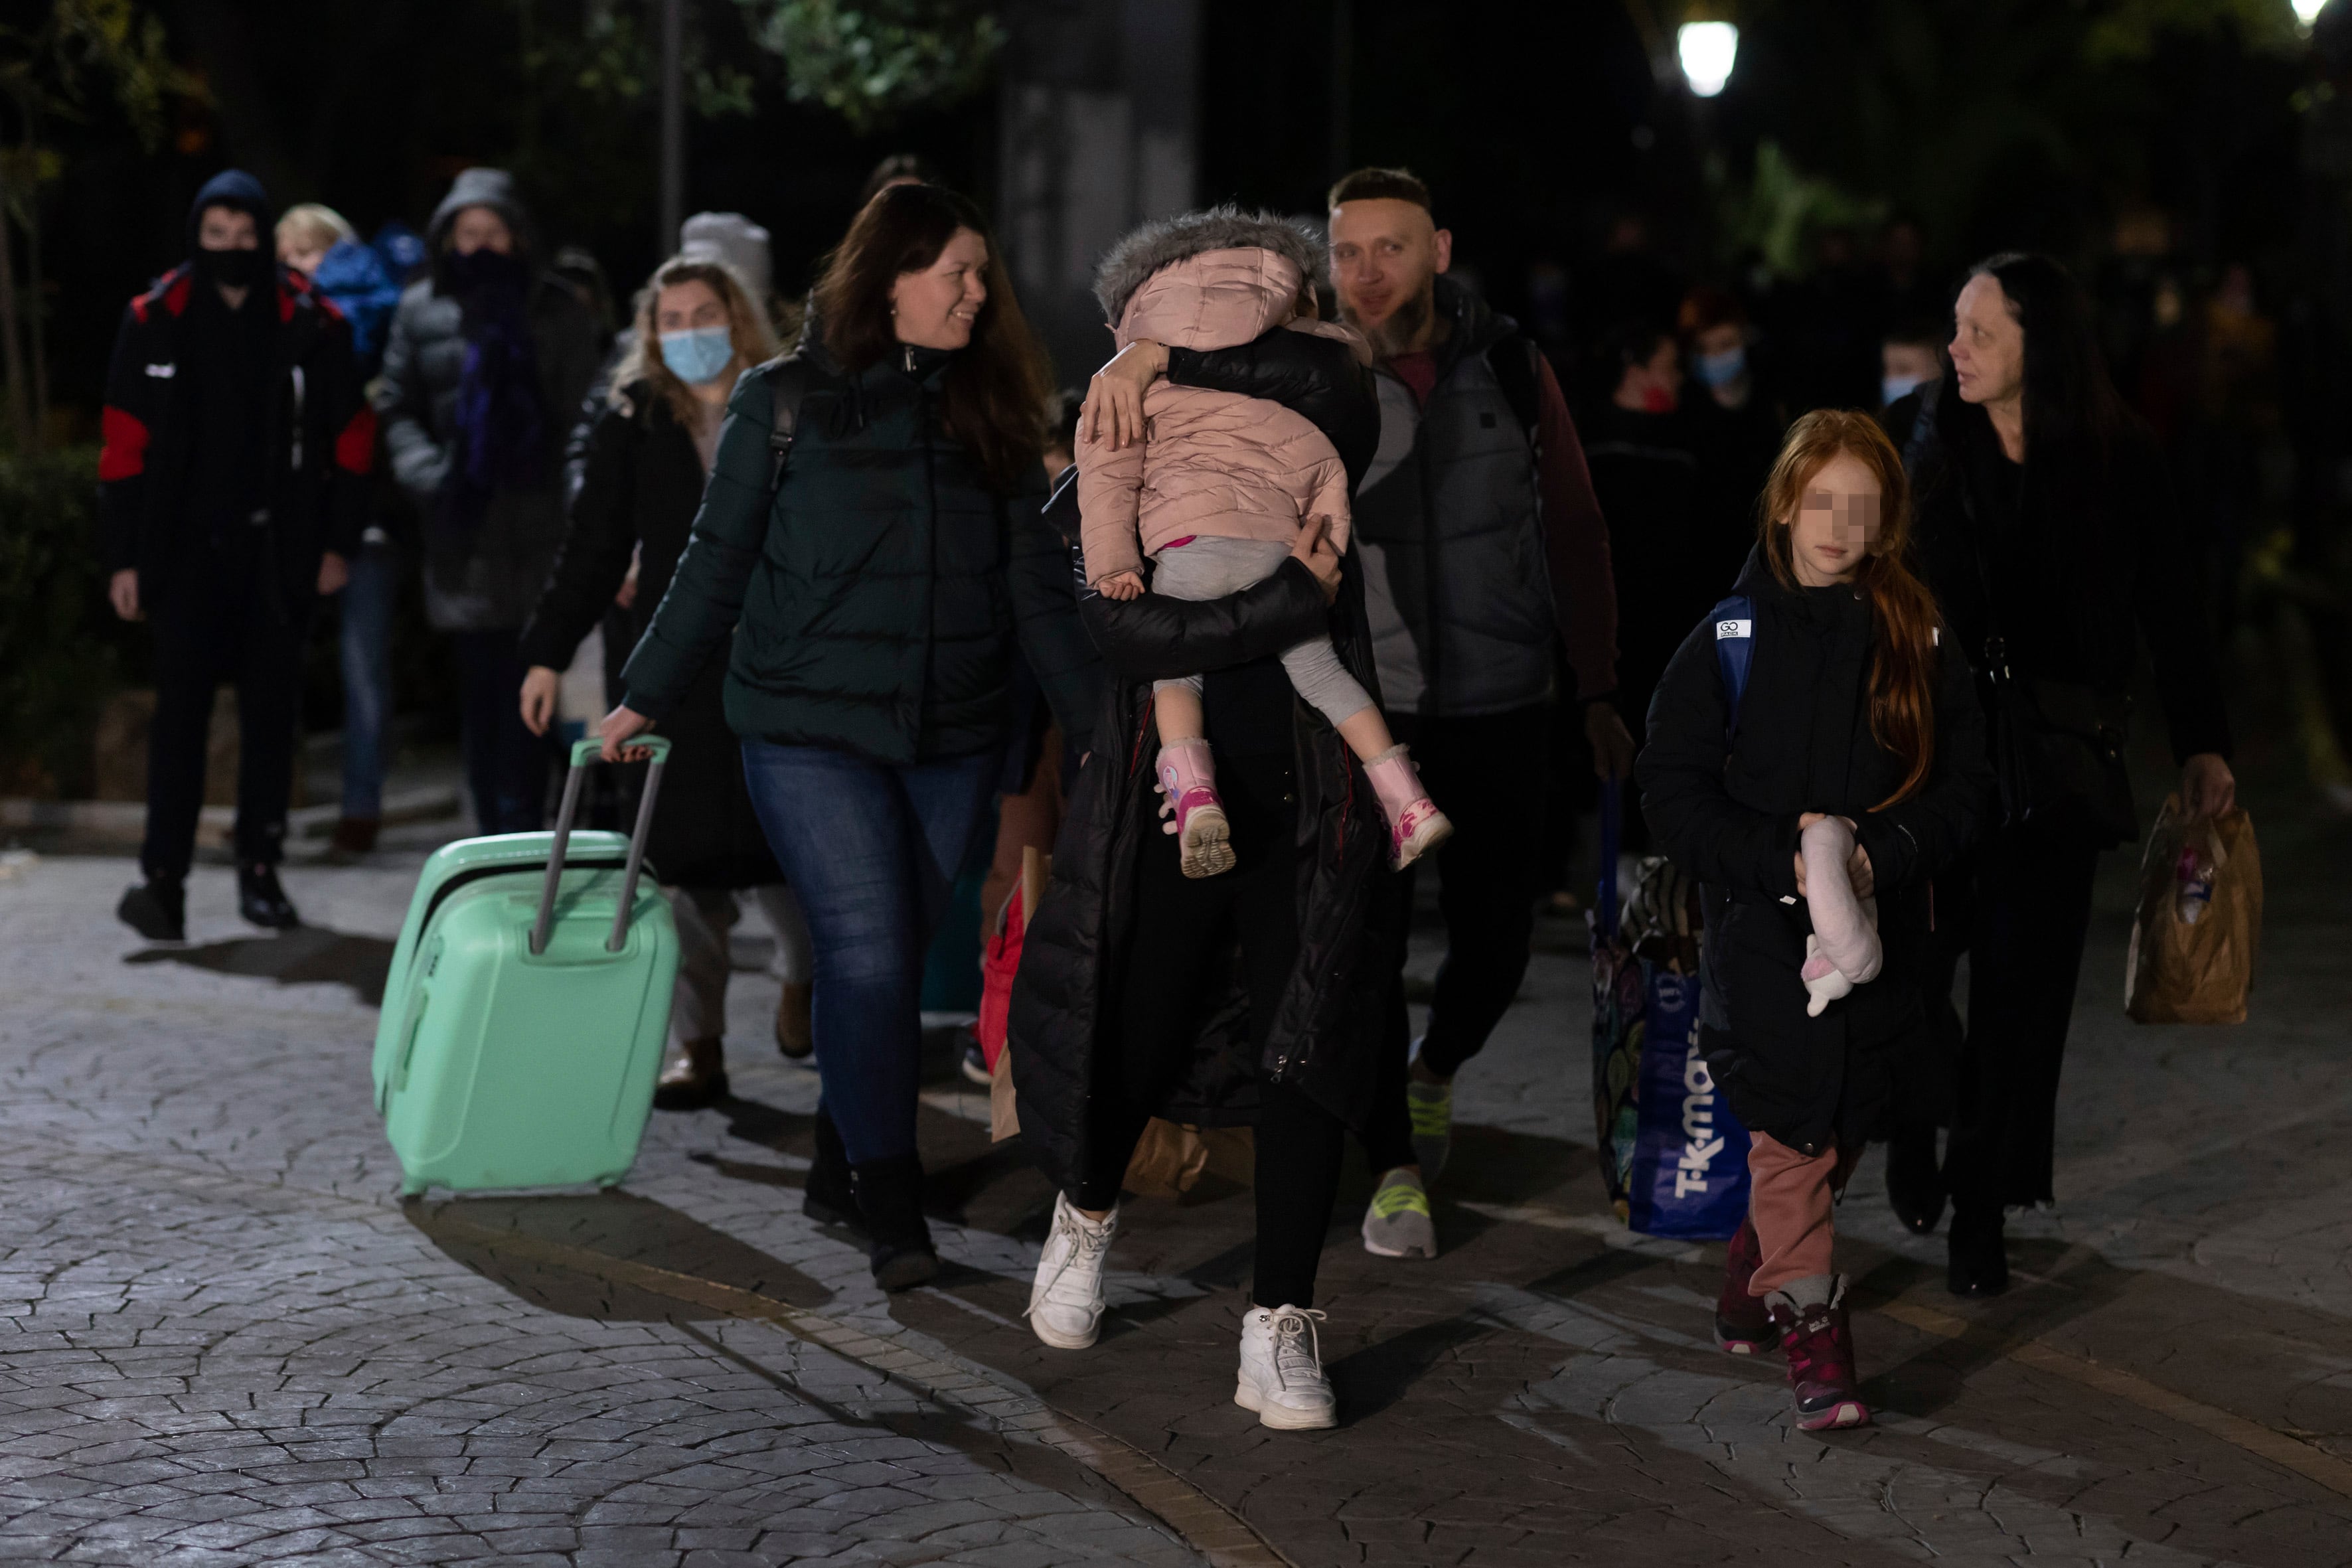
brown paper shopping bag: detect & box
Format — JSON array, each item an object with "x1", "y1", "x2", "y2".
[{"x1": 2125, "y1": 793, "x2": 2262, "y2": 1024}]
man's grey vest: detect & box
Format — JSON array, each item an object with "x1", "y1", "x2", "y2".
[{"x1": 1352, "y1": 281, "x2": 1555, "y2": 718}]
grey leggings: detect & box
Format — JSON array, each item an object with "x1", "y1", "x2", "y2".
[{"x1": 1148, "y1": 536, "x2": 1375, "y2": 728}]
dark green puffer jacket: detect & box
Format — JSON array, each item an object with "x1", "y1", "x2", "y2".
[{"x1": 620, "y1": 345, "x2": 1098, "y2": 763}]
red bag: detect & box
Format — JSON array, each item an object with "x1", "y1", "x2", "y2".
[
  {"x1": 977, "y1": 846, "x2": 1048, "y2": 1073},
  {"x1": 977, "y1": 886, "x2": 1026, "y2": 1073}
]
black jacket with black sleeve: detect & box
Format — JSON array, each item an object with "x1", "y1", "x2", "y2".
[
  {"x1": 518, "y1": 383, "x2": 781, "y2": 890},
  {"x1": 1636, "y1": 548, "x2": 1992, "y2": 1154},
  {"x1": 1883, "y1": 386, "x2": 2231, "y2": 774},
  {"x1": 1009, "y1": 328, "x2": 1393, "y2": 1195}
]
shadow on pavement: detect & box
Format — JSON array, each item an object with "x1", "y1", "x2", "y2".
[
  {"x1": 125, "y1": 926, "x2": 396, "y2": 1007},
  {"x1": 404, "y1": 1187, "x2": 833, "y2": 1320},
  {"x1": 1324, "y1": 1311, "x2": 1498, "y2": 1425},
  {"x1": 706, "y1": 1093, "x2": 1060, "y2": 1237},
  {"x1": 1851, "y1": 1237, "x2": 2141, "y2": 1420},
  {"x1": 405, "y1": 1194, "x2": 1150, "y2": 1520}
]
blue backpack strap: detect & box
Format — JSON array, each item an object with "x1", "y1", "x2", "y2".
[{"x1": 1709, "y1": 595, "x2": 1755, "y2": 741}]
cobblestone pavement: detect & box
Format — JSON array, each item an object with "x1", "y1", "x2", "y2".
[{"x1": 2, "y1": 767, "x2": 2349, "y2": 1566}]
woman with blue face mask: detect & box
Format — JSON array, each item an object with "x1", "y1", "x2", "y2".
[{"x1": 516, "y1": 256, "x2": 817, "y2": 1111}]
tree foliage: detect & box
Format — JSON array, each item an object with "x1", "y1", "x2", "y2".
[
  {"x1": 734, "y1": 0, "x2": 1006, "y2": 135},
  {"x1": 1721, "y1": 0, "x2": 2304, "y2": 265},
  {"x1": 524, "y1": 0, "x2": 756, "y2": 120},
  {"x1": 0, "y1": 1, "x2": 202, "y2": 449}
]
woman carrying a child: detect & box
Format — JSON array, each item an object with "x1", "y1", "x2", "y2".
[
  {"x1": 1009, "y1": 209, "x2": 1397, "y2": 1431},
  {"x1": 1636, "y1": 410, "x2": 1992, "y2": 1430}
]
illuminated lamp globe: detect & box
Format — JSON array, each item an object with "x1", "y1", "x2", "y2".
[{"x1": 1678, "y1": 21, "x2": 1739, "y2": 98}]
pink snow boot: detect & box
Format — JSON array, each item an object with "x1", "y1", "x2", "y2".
[
  {"x1": 1364, "y1": 745, "x2": 1452, "y2": 871},
  {"x1": 1158, "y1": 738, "x2": 1235, "y2": 879}
]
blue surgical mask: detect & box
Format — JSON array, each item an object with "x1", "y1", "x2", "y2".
[
  {"x1": 1695, "y1": 344, "x2": 1747, "y2": 389},
  {"x1": 659, "y1": 326, "x2": 735, "y2": 386},
  {"x1": 1882, "y1": 371, "x2": 1932, "y2": 408}
]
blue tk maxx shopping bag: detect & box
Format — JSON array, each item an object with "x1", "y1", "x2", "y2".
[{"x1": 1588, "y1": 593, "x2": 1759, "y2": 1240}]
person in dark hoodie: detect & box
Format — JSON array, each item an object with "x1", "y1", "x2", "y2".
[
  {"x1": 374, "y1": 167, "x2": 608, "y2": 833},
  {"x1": 102, "y1": 170, "x2": 373, "y2": 941}
]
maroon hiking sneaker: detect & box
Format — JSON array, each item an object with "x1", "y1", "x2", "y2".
[
  {"x1": 1714, "y1": 1217, "x2": 1774, "y2": 1355},
  {"x1": 1767, "y1": 1278, "x2": 1870, "y2": 1430}
]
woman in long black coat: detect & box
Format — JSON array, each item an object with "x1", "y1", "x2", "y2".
[
  {"x1": 1009, "y1": 312, "x2": 1391, "y2": 1432},
  {"x1": 518, "y1": 255, "x2": 810, "y2": 1108},
  {"x1": 1881, "y1": 253, "x2": 2234, "y2": 1296}
]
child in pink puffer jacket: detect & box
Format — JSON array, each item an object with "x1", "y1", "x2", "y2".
[{"x1": 1079, "y1": 208, "x2": 1450, "y2": 876}]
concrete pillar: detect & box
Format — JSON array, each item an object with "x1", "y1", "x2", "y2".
[{"x1": 998, "y1": 0, "x2": 1202, "y2": 384}]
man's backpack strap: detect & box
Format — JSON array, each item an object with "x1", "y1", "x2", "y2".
[
  {"x1": 1708, "y1": 594, "x2": 1756, "y2": 742},
  {"x1": 760, "y1": 352, "x2": 812, "y2": 499}
]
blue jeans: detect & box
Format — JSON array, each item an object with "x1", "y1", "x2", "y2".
[
  {"x1": 338, "y1": 540, "x2": 398, "y2": 820},
  {"x1": 741, "y1": 742, "x2": 998, "y2": 1164}
]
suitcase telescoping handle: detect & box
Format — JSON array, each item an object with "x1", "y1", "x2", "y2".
[{"x1": 530, "y1": 736, "x2": 674, "y2": 957}]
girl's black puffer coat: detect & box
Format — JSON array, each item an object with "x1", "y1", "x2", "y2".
[{"x1": 1636, "y1": 548, "x2": 1993, "y2": 1155}]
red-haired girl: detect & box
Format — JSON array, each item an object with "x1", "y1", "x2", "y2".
[{"x1": 1636, "y1": 410, "x2": 1992, "y2": 1429}]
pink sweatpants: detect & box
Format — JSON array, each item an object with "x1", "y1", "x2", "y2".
[{"x1": 1746, "y1": 1132, "x2": 1864, "y2": 1296}]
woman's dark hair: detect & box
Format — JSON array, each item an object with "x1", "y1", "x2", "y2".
[
  {"x1": 1966, "y1": 251, "x2": 2123, "y2": 461},
  {"x1": 811, "y1": 183, "x2": 1052, "y2": 495},
  {"x1": 1597, "y1": 317, "x2": 1676, "y2": 374}
]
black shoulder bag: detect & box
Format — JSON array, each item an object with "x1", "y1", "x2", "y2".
[{"x1": 1913, "y1": 382, "x2": 2138, "y2": 845}]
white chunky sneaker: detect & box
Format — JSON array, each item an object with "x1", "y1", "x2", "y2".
[
  {"x1": 1026, "y1": 1192, "x2": 1116, "y2": 1350},
  {"x1": 1235, "y1": 1304, "x2": 1336, "y2": 1430}
]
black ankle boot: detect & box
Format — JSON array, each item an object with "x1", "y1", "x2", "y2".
[
  {"x1": 849, "y1": 1154, "x2": 939, "y2": 1291},
  {"x1": 1884, "y1": 1123, "x2": 1947, "y2": 1236},
  {"x1": 237, "y1": 862, "x2": 299, "y2": 929},
  {"x1": 1946, "y1": 1205, "x2": 2009, "y2": 1298},
  {"x1": 802, "y1": 1105, "x2": 862, "y2": 1228},
  {"x1": 117, "y1": 878, "x2": 186, "y2": 942},
  {"x1": 652, "y1": 1038, "x2": 730, "y2": 1111}
]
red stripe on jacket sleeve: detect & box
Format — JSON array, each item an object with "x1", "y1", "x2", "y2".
[
  {"x1": 333, "y1": 404, "x2": 377, "y2": 475},
  {"x1": 98, "y1": 406, "x2": 149, "y2": 483}
]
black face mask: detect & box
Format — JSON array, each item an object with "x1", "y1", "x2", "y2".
[
  {"x1": 441, "y1": 246, "x2": 527, "y2": 297},
  {"x1": 195, "y1": 246, "x2": 266, "y2": 291}
]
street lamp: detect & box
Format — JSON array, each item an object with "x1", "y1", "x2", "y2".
[
  {"x1": 2292, "y1": 0, "x2": 2328, "y2": 24},
  {"x1": 1678, "y1": 20, "x2": 1739, "y2": 98}
]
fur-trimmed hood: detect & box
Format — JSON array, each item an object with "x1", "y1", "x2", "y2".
[{"x1": 1092, "y1": 206, "x2": 1324, "y2": 324}]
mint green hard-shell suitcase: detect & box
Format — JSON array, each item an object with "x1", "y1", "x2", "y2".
[{"x1": 373, "y1": 738, "x2": 680, "y2": 1196}]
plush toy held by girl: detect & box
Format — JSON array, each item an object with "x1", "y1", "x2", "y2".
[
  {"x1": 1077, "y1": 208, "x2": 1450, "y2": 876},
  {"x1": 1636, "y1": 410, "x2": 1990, "y2": 1431}
]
